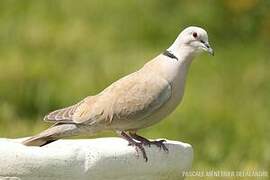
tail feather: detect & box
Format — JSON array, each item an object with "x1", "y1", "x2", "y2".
[
  {"x1": 22, "y1": 136, "x2": 56, "y2": 147},
  {"x1": 22, "y1": 123, "x2": 80, "y2": 147}
]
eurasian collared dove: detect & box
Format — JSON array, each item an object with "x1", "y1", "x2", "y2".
[{"x1": 23, "y1": 26, "x2": 214, "y2": 161}]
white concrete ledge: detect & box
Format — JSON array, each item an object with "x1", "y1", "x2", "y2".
[{"x1": 0, "y1": 138, "x2": 193, "y2": 180}]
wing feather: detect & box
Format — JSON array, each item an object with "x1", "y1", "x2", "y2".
[
  {"x1": 44, "y1": 102, "x2": 82, "y2": 123},
  {"x1": 43, "y1": 70, "x2": 171, "y2": 126}
]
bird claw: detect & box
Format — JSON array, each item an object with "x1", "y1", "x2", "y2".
[
  {"x1": 129, "y1": 139, "x2": 168, "y2": 161},
  {"x1": 130, "y1": 142, "x2": 148, "y2": 162},
  {"x1": 120, "y1": 131, "x2": 148, "y2": 161},
  {"x1": 151, "y1": 139, "x2": 169, "y2": 152},
  {"x1": 120, "y1": 131, "x2": 168, "y2": 162},
  {"x1": 130, "y1": 133, "x2": 169, "y2": 152}
]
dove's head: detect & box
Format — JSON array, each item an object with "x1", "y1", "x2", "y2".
[{"x1": 168, "y1": 26, "x2": 214, "y2": 57}]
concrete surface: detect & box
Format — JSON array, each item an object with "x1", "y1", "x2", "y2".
[{"x1": 0, "y1": 137, "x2": 193, "y2": 180}]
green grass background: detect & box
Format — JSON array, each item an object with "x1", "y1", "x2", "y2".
[{"x1": 0, "y1": 0, "x2": 269, "y2": 178}]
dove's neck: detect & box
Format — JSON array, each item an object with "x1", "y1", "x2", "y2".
[
  {"x1": 152, "y1": 43, "x2": 196, "y2": 83},
  {"x1": 167, "y1": 38, "x2": 197, "y2": 63},
  {"x1": 144, "y1": 34, "x2": 198, "y2": 83}
]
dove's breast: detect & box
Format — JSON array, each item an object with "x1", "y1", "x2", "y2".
[{"x1": 137, "y1": 61, "x2": 189, "y2": 129}]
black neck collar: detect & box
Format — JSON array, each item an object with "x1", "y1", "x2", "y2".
[{"x1": 163, "y1": 50, "x2": 178, "y2": 61}]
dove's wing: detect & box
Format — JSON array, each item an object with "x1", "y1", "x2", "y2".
[
  {"x1": 44, "y1": 69, "x2": 172, "y2": 126},
  {"x1": 44, "y1": 96, "x2": 98, "y2": 123},
  {"x1": 95, "y1": 71, "x2": 172, "y2": 125}
]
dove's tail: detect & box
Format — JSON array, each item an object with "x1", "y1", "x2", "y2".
[{"x1": 22, "y1": 123, "x2": 81, "y2": 146}]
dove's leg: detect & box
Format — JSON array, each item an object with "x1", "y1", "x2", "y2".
[
  {"x1": 118, "y1": 131, "x2": 148, "y2": 161},
  {"x1": 129, "y1": 133, "x2": 168, "y2": 152}
]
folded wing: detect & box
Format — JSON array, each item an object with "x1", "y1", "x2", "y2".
[{"x1": 44, "y1": 71, "x2": 172, "y2": 125}]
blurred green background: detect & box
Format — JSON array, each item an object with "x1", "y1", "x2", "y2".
[{"x1": 0, "y1": 0, "x2": 269, "y2": 178}]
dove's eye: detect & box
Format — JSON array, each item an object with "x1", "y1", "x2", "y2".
[{"x1": 192, "y1": 32, "x2": 198, "y2": 38}]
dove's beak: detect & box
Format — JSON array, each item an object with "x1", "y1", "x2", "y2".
[
  {"x1": 207, "y1": 47, "x2": 214, "y2": 56},
  {"x1": 202, "y1": 41, "x2": 214, "y2": 56}
]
